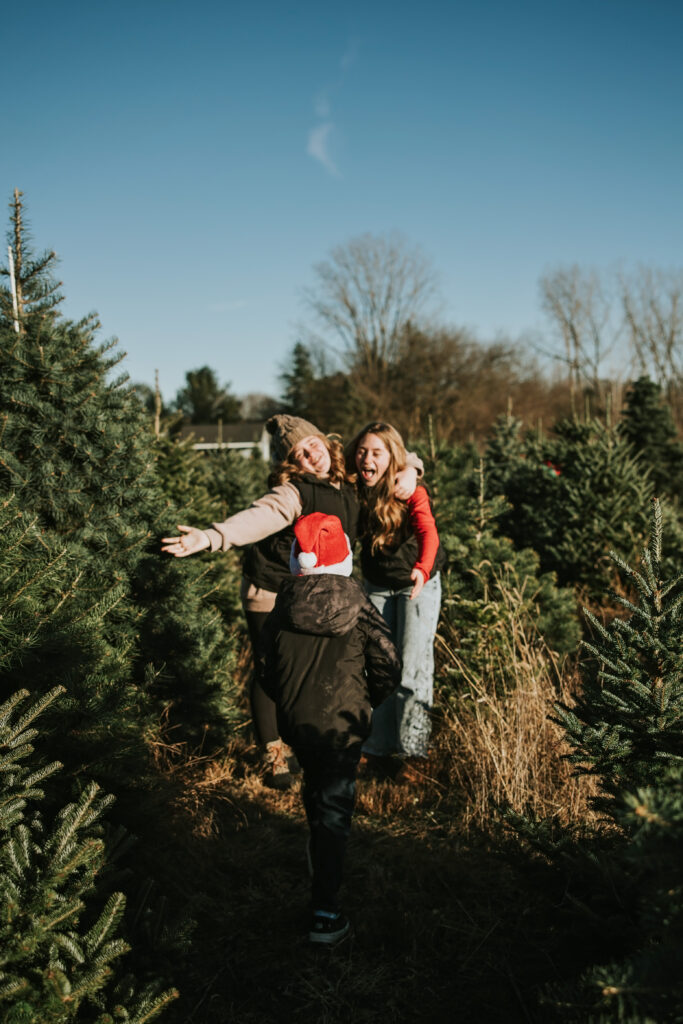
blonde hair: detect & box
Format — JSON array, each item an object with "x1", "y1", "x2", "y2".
[
  {"x1": 269, "y1": 434, "x2": 348, "y2": 488},
  {"x1": 346, "y1": 422, "x2": 409, "y2": 552}
]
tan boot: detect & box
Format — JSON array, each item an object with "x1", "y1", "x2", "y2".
[{"x1": 264, "y1": 739, "x2": 293, "y2": 790}]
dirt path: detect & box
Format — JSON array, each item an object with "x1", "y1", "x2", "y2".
[{"x1": 137, "y1": 745, "x2": 567, "y2": 1024}]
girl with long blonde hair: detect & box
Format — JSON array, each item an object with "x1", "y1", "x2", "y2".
[{"x1": 346, "y1": 422, "x2": 443, "y2": 773}]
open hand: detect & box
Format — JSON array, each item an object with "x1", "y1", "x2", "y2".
[{"x1": 161, "y1": 525, "x2": 211, "y2": 557}]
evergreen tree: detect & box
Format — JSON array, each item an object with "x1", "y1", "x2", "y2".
[
  {"x1": 172, "y1": 366, "x2": 241, "y2": 424},
  {"x1": 152, "y1": 437, "x2": 269, "y2": 627},
  {"x1": 0, "y1": 192, "x2": 236, "y2": 785},
  {"x1": 484, "y1": 415, "x2": 653, "y2": 595},
  {"x1": 279, "y1": 342, "x2": 317, "y2": 416},
  {"x1": 555, "y1": 498, "x2": 683, "y2": 800},
  {"x1": 0, "y1": 491, "x2": 145, "y2": 788},
  {"x1": 539, "y1": 765, "x2": 683, "y2": 1023},
  {"x1": 618, "y1": 376, "x2": 683, "y2": 502},
  {"x1": 0, "y1": 688, "x2": 178, "y2": 1024},
  {"x1": 434, "y1": 460, "x2": 580, "y2": 685},
  {"x1": 279, "y1": 341, "x2": 369, "y2": 434},
  {"x1": 514, "y1": 500, "x2": 683, "y2": 1022}
]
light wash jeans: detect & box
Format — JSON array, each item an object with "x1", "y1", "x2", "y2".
[{"x1": 363, "y1": 573, "x2": 441, "y2": 758}]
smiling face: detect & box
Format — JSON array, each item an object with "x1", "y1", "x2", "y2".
[
  {"x1": 355, "y1": 433, "x2": 392, "y2": 488},
  {"x1": 290, "y1": 434, "x2": 332, "y2": 477}
]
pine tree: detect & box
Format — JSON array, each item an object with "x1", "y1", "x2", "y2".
[
  {"x1": 0, "y1": 491, "x2": 145, "y2": 788},
  {"x1": 279, "y1": 342, "x2": 317, "y2": 416},
  {"x1": 618, "y1": 376, "x2": 683, "y2": 502},
  {"x1": 514, "y1": 499, "x2": 683, "y2": 1022},
  {"x1": 172, "y1": 366, "x2": 241, "y2": 424},
  {"x1": 0, "y1": 688, "x2": 178, "y2": 1023},
  {"x1": 555, "y1": 498, "x2": 683, "y2": 800},
  {"x1": 0, "y1": 193, "x2": 236, "y2": 785},
  {"x1": 539, "y1": 764, "x2": 683, "y2": 1023},
  {"x1": 484, "y1": 415, "x2": 653, "y2": 594},
  {"x1": 435, "y1": 461, "x2": 580, "y2": 687}
]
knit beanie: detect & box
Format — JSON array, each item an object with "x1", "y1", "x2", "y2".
[
  {"x1": 290, "y1": 513, "x2": 353, "y2": 577},
  {"x1": 266, "y1": 414, "x2": 325, "y2": 464}
]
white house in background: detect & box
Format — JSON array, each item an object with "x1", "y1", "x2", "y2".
[{"x1": 177, "y1": 421, "x2": 270, "y2": 460}]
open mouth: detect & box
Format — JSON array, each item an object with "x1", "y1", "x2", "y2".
[{"x1": 360, "y1": 466, "x2": 377, "y2": 483}]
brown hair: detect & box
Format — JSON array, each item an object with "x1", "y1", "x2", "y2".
[
  {"x1": 268, "y1": 434, "x2": 348, "y2": 488},
  {"x1": 346, "y1": 422, "x2": 409, "y2": 552}
]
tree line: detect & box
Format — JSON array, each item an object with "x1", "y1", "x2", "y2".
[{"x1": 137, "y1": 233, "x2": 683, "y2": 444}]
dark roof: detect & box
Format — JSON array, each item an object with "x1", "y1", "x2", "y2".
[{"x1": 177, "y1": 421, "x2": 267, "y2": 444}]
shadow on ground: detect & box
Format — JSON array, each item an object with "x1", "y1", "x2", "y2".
[{"x1": 120, "y1": 746, "x2": 599, "y2": 1024}]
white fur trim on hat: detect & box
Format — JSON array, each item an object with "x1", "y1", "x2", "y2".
[{"x1": 289, "y1": 536, "x2": 353, "y2": 577}]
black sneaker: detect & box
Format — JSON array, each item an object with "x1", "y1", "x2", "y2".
[{"x1": 309, "y1": 911, "x2": 351, "y2": 946}]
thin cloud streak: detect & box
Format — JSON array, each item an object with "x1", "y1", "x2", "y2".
[
  {"x1": 306, "y1": 40, "x2": 357, "y2": 177},
  {"x1": 307, "y1": 122, "x2": 340, "y2": 177}
]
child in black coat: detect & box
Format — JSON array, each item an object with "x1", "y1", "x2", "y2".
[{"x1": 261, "y1": 512, "x2": 401, "y2": 944}]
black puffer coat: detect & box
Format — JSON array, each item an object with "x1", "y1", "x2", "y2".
[{"x1": 260, "y1": 575, "x2": 401, "y2": 750}]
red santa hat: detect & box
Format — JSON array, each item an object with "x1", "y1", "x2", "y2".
[{"x1": 290, "y1": 512, "x2": 353, "y2": 577}]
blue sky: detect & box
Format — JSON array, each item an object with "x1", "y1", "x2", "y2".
[{"x1": 2, "y1": 0, "x2": 682, "y2": 404}]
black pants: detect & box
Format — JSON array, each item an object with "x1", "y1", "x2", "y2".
[
  {"x1": 295, "y1": 744, "x2": 362, "y2": 913},
  {"x1": 244, "y1": 609, "x2": 279, "y2": 745}
]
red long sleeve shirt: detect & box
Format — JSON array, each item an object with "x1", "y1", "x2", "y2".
[{"x1": 407, "y1": 486, "x2": 440, "y2": 583}]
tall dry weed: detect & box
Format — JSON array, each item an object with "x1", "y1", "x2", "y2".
[{"x1": 436, "y1": 573, "x2": 598, "y2": 831}]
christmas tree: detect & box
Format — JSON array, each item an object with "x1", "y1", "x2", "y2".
[
  {"x1": 0, "y1": 192, "x2": 237, "y2": 784},
  {"x1": 484, "y1": 414, "x2": 653, "y2": 595},
  {"x1": 555, "y1": 497, "x2": 683, "y2": 800},
  {"x1": 618, "y1": 376, "x2": 683, "y2": 502},
  {"x1": 0, "y1": 687, "x2": 178, "y2": 1024},
  {"x1": 436, "y1": 459, "x2": 581, "y2": 682},
  {"x1": 516, "y1": 499, "x2": 683, "y2": 1021}
]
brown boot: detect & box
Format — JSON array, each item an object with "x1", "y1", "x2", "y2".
[{"x1": 264, "y1": 739, "x2": 293, "y2": 790}]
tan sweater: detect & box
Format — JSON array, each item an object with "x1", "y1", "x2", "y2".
[{"x1": 204, "y1": 482, "x2": 303, "y2": 554}]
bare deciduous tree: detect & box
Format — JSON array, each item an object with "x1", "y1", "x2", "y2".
[
  {"x1": 539, "y1": 265, "x2": 617, "y2": 407},
  {"x1": 302, "y1": 232, "x2": 438, "y2": 399},
  {"x1": 620, "y1": 267, "x2": 683, "y2": 394}
]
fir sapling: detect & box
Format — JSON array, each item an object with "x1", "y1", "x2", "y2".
[
  {"x1": 554, "y1": 497, "x2": 683, "y2": 802},
  {"x1": 0, "y1": 688, "x2": 178, "y2": 1023}
]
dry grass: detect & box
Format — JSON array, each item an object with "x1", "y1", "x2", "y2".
[
  {"x1": 128, "y1": 599, "x2": 604, "y2": 1023},
  {"x1": 436, "y1": 580, "x2": 599, "y2": 832}
]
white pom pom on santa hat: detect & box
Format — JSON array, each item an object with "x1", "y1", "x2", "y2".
[{"x1": 290, "y1": 512, "x2": 353, "y2": 577}]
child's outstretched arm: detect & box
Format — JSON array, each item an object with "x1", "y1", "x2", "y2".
[
  {"x1": 161, "y1": 483, "x2": 303, "y2": 557},
  {"x1": 407, "y1": 486, "x2": 440, "y2": 599},
  {"x1": 161, "y1": 526, "x2": 211, "y2": 557}
]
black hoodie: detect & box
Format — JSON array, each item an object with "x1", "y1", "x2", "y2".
[{"x1": 260, "y1": 574, "x2": 401, "y2": 750}]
